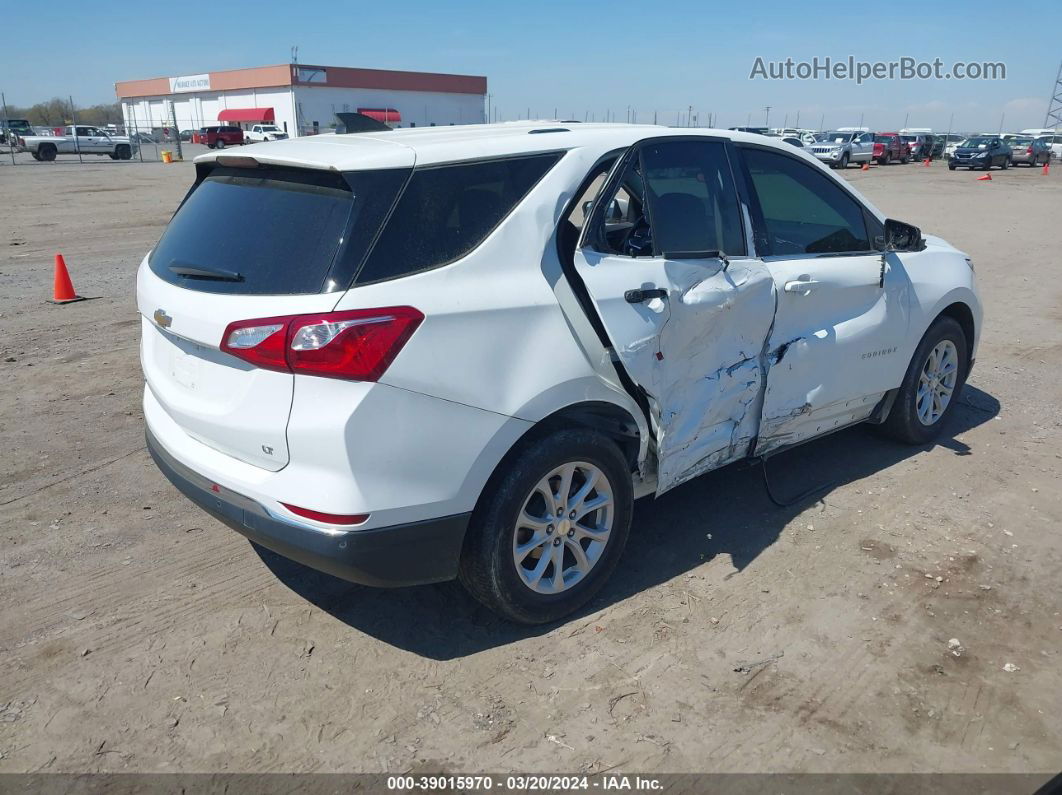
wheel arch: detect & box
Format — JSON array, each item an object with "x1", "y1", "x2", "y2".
[{"x1": 937, "y1": 300, "x2": 977, "y2": 369}]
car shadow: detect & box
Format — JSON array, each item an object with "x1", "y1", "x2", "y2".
[{"x1": 253, "y1": 385, "x2": 1000, "y2": 660}]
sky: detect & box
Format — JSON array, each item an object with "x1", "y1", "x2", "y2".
[{"x1": 2, "y1": 0, "x2": 1058, "y2": 132}]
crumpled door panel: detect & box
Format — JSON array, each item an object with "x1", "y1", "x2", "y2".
[{"x1": 650, "y1": 260, "x2": 777, "y2": 494}]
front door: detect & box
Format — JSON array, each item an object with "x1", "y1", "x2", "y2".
[
  {"x1": 573, "y1": 137, "x2": 776, "y2": 493},
  {"x1": 737, "y1": 146, "x2": 912, "y2": 455}
]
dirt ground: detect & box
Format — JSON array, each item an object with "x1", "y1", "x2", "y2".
[{"x1": 1, "y1": 151, "x2": 1060, "y2": 776}]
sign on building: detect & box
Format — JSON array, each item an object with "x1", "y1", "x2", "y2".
[{"x1": 169, "y1": 74, "x2": 211, "y2": 93}]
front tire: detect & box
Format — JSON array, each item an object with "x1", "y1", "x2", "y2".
[
  {"x1": 881, "y1": 316, "x2": 968, "y2": 445},
  {"x1": 459, "y1": 429, "x2": 633, "y2": 624},
  {"x1": 839, "y1": 153, "x2": 849, "y2": 169},
  {"x1": 38, "y1": 143, "x2": 57, "y2": 162}
]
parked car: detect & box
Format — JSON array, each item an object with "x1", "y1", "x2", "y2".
[
  {"x1": 902, "y1": 134, "x2": 934, "y2": 160},
  {"x1": 139, "y1": 124, "x2": 982, "y2": 623},
  {"x1": 808, "y1": 130, "x2": 875, "y2": 168},
  {"x1": 942, "y1": 134, "x2": 967, "y2": 157},
  {"x1": 200, "y1": 126, "x2": 244, "y2": 149},
  {"x1": 872, "y1": 133, "x2": 910, "y2": 165},
  {"x1": 244, "y1": 124, "x2": 289, "y2": 143},
  {"x1": 0, "y1": 118, "x2": 33, "y2": 144},
  {"x1": 1008, "y1": 137, "x2": 1052, "y2": 166},
  {"x1": 180, "y1": 129, "x2": 193, "y2": 142},
  {"x1": 17, "y1": 125, "x2": 136, "y2": 161},
  {"x1": 948, "y1": 137, "x2": 1012, "y2": 170},
  {"x1": 1034, "y1": 134, "x2": 1062, "y2": 161},
  {"x1": 780, "y1": 136, "x2": 804, "y2": 148},
  {"x1": 131, "y1": 132, "x2": 157, "y2": 144},
  {"x1": 929, "y1": 135, "x2": 946, "y2": 159}
]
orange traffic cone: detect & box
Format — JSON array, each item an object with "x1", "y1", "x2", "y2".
[
  {"x1": 923, "y1": 158, "x2": 931, "y2": 167},
  {"x1": 49, "y1": 253, "x2": 85, "y2": 304},
  {"x1": 976, "y1": 173, "x2": 992, "y2": 181},
  {"x1": 861, "y1": 162, "x2": 870, "y2": 171},
  {"x1": 1043, "y1": 163, "x2": 1050, "y2": 175}
]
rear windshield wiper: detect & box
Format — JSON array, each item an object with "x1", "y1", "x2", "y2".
[{"x1": 167, "y1": 261, "x2": 243, "y2": 281}]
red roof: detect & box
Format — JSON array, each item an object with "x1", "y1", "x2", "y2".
[
  {"x1": 218, "y1": 107, "x2": 275, "y2": 122},
  {"x1": 357, "y1": 108, "x2": 401, "y2": 123}
]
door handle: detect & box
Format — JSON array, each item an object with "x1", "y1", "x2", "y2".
[
  {"x1": 784, "y1": 279, "x2": 820, "y2": 294},
  {"x1": 624, "y1": 287, "x2": 668, "y2": 304}
]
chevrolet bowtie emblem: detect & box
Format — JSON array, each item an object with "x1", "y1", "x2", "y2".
[{"x1": 154, "y1": 309, "x2": 172, "y2": 328}]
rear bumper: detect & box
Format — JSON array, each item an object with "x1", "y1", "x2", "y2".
[{"x1": 147, "y1": 429, "x2": 470, "y2": 587}]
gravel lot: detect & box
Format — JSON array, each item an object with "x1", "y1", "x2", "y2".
[{"x1": 1, "y1": 152, "x2": 1060, "y2": 775}]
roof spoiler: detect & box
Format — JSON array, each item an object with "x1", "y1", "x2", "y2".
[{"x1": 335, "y1": 112, "x2": 392, "y2": 134}]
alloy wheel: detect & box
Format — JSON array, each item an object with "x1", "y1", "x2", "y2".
[
  {"x1": 511, "y1": 461, "x2": 614, "y2": 594},
  {"x1": 916, "y1": 340, "x2": 959, "y2": 426}
]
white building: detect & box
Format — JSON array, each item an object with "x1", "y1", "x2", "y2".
[{"x1": 115, "y1": 63, "x2": 487, "y2": 137}]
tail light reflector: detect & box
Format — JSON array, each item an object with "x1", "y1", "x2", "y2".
[
  {"x1": 280, "y1": 503, "x2": 368, "y2": 526},
  {"x1": 220, "y1": 307, "x2": 423, "y2": 381}
]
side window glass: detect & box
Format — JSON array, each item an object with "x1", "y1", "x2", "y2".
[
  {"x1": 590, "y1": 157, "x2": 648, "y2": 256},
  {"x1": 640, "y1": 140, "x2": 745, "y2": 257},
  {"x1": 356, "y1": 152, "x2": 562, "y2": 284},
  {"x1": 743, "y1": 148, "x2": 870, "y2": 255}
]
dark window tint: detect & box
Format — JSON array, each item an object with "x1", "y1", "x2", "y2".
[
  {"x1": 641, "y1": 139, "x2": 745, "y2": 257},
  {"x1": 355, "y1": 152, "x2": 561, "y2": 284},
  {"x1": 150, "y1": 167, "x2": 406, "y2": 295},
  {"x1": 743, "y1": 148, "x2": 870, "y2": 255}
]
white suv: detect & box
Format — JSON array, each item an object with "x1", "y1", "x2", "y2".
[{"x1": 139, "y1": 123, "x2": 981, "y2": 623}]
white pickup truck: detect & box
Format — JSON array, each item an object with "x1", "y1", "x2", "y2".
[
  {"x1": 244, "y1": 124, "x2": 288, "y2": 143},
  {"x1": 17, "y1": 125, "x2": 137, "y2": 161}
]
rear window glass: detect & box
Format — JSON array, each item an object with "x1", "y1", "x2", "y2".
[
  {"x1": 149, "y1": 167, "x2": 406, "y2": 295},
  {"x1": 354, "y1": 152, "x2": 562, "y2": 284}
]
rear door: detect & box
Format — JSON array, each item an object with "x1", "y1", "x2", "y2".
[
  {"x1": 573, "y1": 137, "x2": 777, "y2": 493},
  {"x1": 138, "y1": 158, "x2": 412, "y2": 470},
  {"x1": 737, "y1": 145, "x2": 911, "y2": 454}
]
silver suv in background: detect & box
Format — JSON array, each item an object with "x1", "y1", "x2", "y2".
[{"x1": 808, "y1": 131, "x2": 874, "y2": 168}]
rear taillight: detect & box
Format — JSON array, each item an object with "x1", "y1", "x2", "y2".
[
  {"x1": 280, "y1": 502, "x2": 368, "y2": 525},
  {"x1": 220, "y1": 307, "x2": 423, "y2": 381},
  {"x1": 1027, "y1": 146, "x2": 1034, "y2": 154}
]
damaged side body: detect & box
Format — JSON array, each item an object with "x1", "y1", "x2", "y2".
[{"x1": 648, "y1": 260, "x2": 776, "y2": 493}]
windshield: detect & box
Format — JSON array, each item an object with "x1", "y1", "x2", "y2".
[
  {"x1": 873, "y1": 134, "x2": 895, "y2": 142},
  {"x1": 963, "y1": 137, "x2": 992, "y2": 148},
  {"x1": 813, "y1": 132, "x2": 853, "y2": 143},
  {"x1": 260, "y1": 126, "x2": 281, "y2": 132}
]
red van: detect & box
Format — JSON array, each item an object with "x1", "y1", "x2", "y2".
[{"x1": 200, "y1": 126, "x2": 245, "y2": 149}]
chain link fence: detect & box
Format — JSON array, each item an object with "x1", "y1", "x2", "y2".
[{"x1": 1, "y1": 93, "x2": 244, "y2": 166}]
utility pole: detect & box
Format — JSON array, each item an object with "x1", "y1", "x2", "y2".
[
  {"x1": 1, "y1": 92, "x2": 15, "y2": 165},
  {"x1": 795, "y1": 110, "x2": 800, "y2": 128},
  {"x1": 858, "y1": 112, "x2": 864, "y2": 129},
  {"x1": 1044, "y1": 59, "x2": 1062, "y2": 129},
  {"x1": 819, "y1": 113, "x2": 825, "y2": 130},
  {"x1": 170, "y1": 101, "x2": 183, "y2": 161},
  {"x1": 998, "y1": 112, "x2": 1005, "y2": 134},
  {"x1": 764, "y1": 105, "x2": 771, "y2": 128},
  {"x1": 486, "y1": 93, "x2": 492, "y2": 125},
  {"x1": 69, "y1": 96, "x2": 83, "y2": 164}
]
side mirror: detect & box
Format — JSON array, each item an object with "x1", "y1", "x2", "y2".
[{"x1": 883, "y1": 218, "x2": 923, "y2": 252}]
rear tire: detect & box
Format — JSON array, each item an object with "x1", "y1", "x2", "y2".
[
  {"x1": 116, "y1": 144, "x2": 131, "y2": 160},
  {"x1": 881, "y1": 316, "x2": 968, "y2": 445},
  {"x1": 459, "y1": 428, "x2": 633, "y2": 624},
  {"x1": 215, "y1": 138, "x2": 225, "y2": 149}
]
